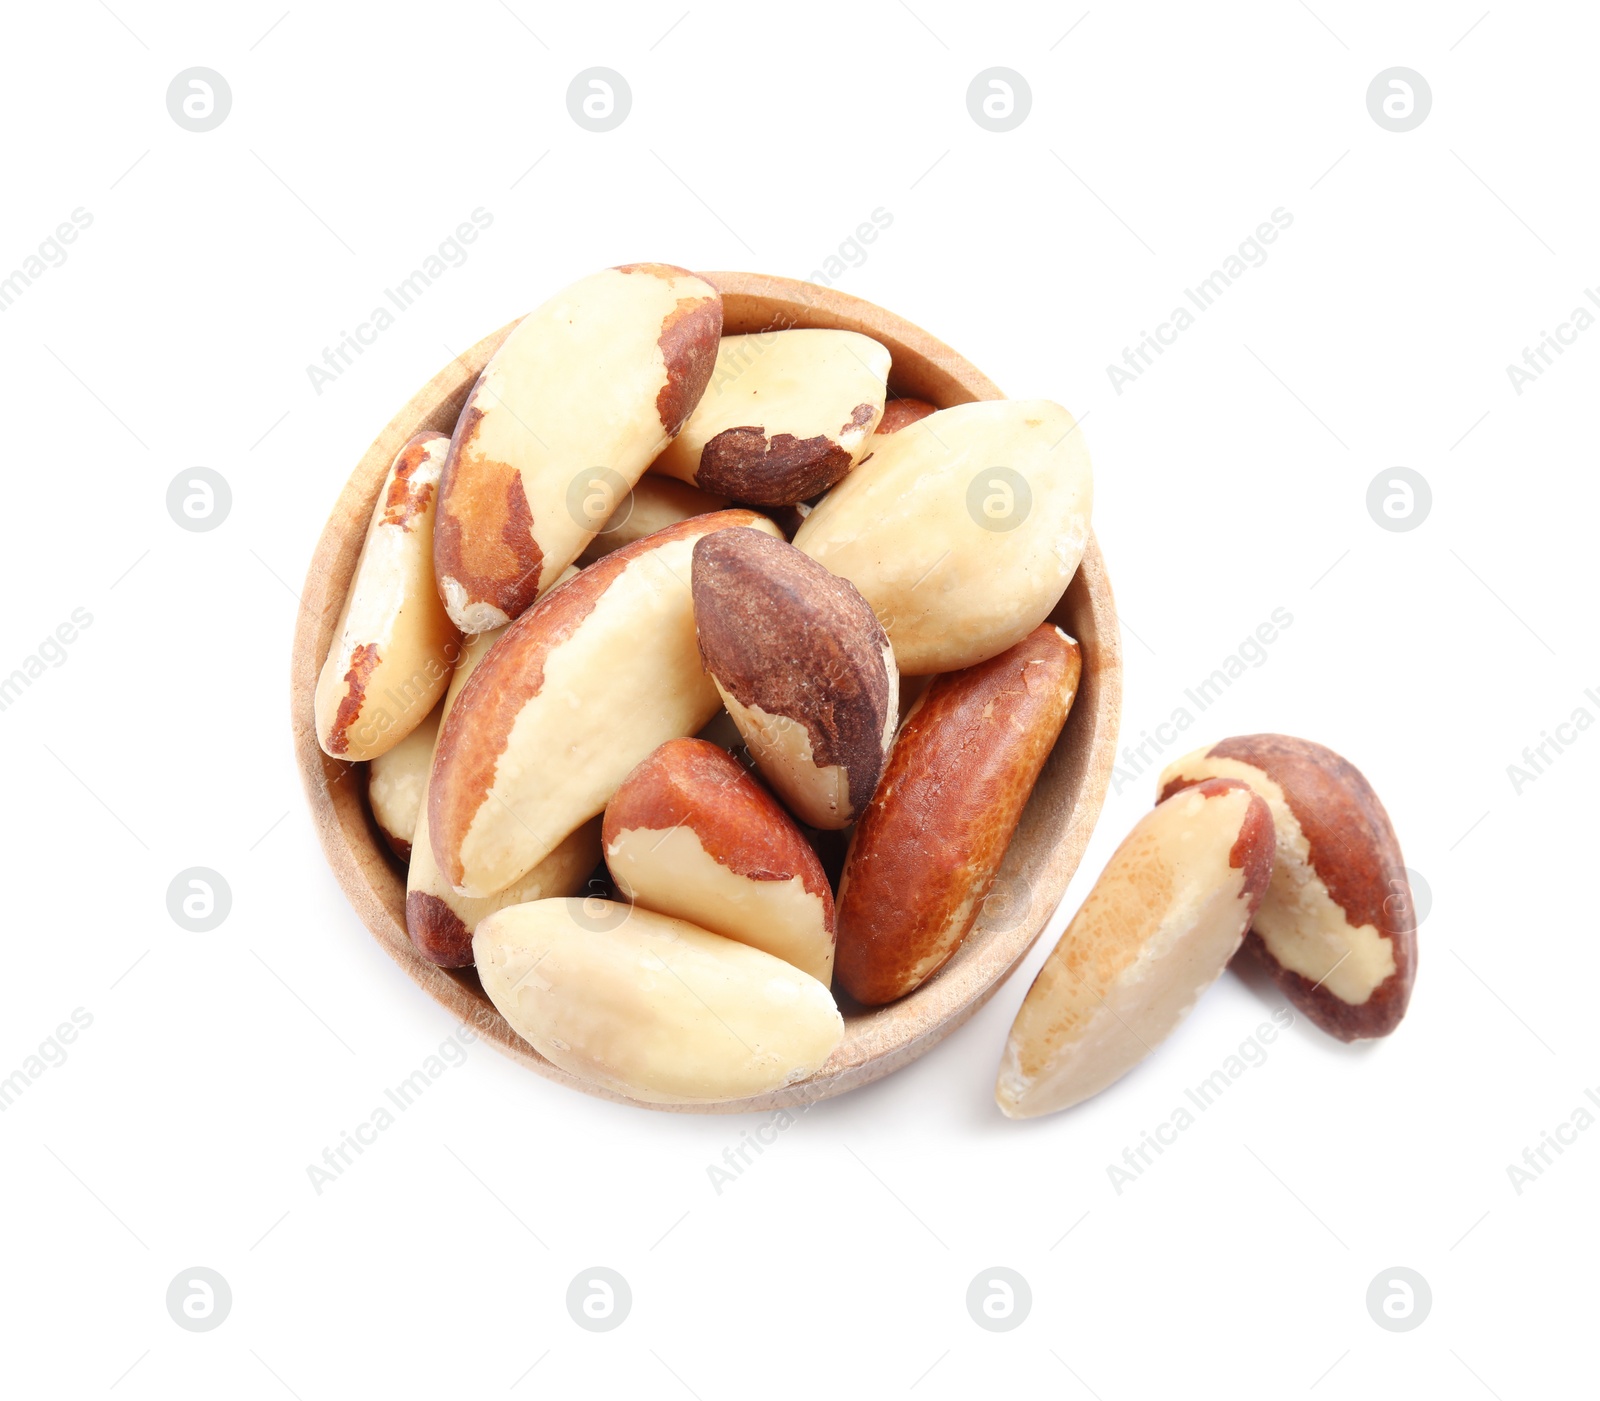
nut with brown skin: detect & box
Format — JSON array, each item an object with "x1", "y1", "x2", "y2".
[
  {"x1": 872, "y1": 397, "x2": 937, "y2": 437},
  {"x1": 315, "y1": 431, "x2": 460, "y2": 761},
  {"x1": 793, "y1": 399, "x2": 1093, "y2": 675},
  {"x1": 368, "y1": 705, "x2": 441, "y2": 862},
  {"x1": 473, "y1": 899, "x2": 844, "y2": 1105},
  {"x1": 603, "y1": 738, "x2": 836, "y2": 983},
  {"x1": 1157, "y1": 735, "x2": 1416, "y2": 1041},
  {"x1": 402, "y1": 600, "x2": 597, "y2": 968},
  {"x1": 692, "y1": 526, "x2": 897, "y2": 831},
  {"x1": 651, "y1": 329, "x2": 890, "y2": 505},
  {"x1": 428, "y1": 510, "x2": 782, "y2": 899},
  {"x1": 834, "y1": 623, "x2": 1082, "y2": 1006},
  {"x1": 433, "y1": 264, "x2": 722, "y2": 633},
  {"x1": 995, "y1": 778, "x2": 1276, "y2": 1118}
]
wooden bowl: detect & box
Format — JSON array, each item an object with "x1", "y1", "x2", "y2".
[{"x1": 291, "y1": 271, "x2": 1122, "y2": 1114}]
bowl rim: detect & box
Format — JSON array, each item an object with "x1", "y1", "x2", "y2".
[{"x1": 290, "y1": 269, "x2": 1122, "y2": 1114}]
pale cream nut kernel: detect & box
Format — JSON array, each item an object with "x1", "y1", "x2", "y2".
[
  {"x1": 473, "y1": 900, "x2": 843, "y2": 1104},
  {"x1": 315, "y1": 432, "x2": 459, "y2": 760},
  {"x1": 433, "y1": 264, "x2": 722, "y2": 630},
  {"x1": 793, "y1": 399, "x2": 1092, "y2": 675},
  {"x1": 996, "y1": 780, "x2": 1274, "y2": 1118},
  {"x1": 368, "y1": 706, "x2": 441, "y2": 861}
]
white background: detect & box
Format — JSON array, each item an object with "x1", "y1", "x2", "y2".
[{"x1": 1, "y1": 2, "x2": 1593, "y2": 1396}]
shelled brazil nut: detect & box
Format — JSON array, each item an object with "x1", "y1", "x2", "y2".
[
  {"x1": 692, "y1": 526, "x2": 897, "y2": 830},
  {"x1": 603, "y1": 737, "x2": 836, "y2": 983},
  {"x1": 995, "y1": 778, "x2": 1275, "y2": 1118},
  {"x1": 403, "y1": 593, "x2": 599, "y2": 969},
  {"x1": 474, "y1": 899, "x2": 843, "y2": 1105},
  {"x1": 433, "y1": 263, "x2": 722, "y2": 633},
  {"x1": 650, "y1": 329, "x2": 890, "y2": 505},
  {"x1": 1157, "y1": 735, "x2": 1416, "y2": 1041},
  {"x1": 793, "y1": 399, "x2": 1092, "y2": 674},
  {"x1": 835, "y1": 623, "x2": 1081, "y2": 1005},
  {"x1": 315, "y1": 431, "x2": 459, "y2": 761},
  {"x1": 367, "y1": 707, "x2": 440, "y2": 862}
]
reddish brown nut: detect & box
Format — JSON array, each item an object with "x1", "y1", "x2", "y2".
[
  {"x1": 834, "y1": 623, "x2": 1082, "y2": 1006},
  {"x1": 429, "y1": 510, "x2": 781, "y2": 898},
  {"x1": 434, "y1": 264, "x2": 722, "y2": 632},
  {"x1": 692, "y1": 527, "x2": 897, "y2": 830},
  {"x1": 873, "y1": 397, "x2": 937, "y2": 436},
  {"x1": 603, "y1": 738, "x2": 836, "y2": 983},
  {"x1": 1158, "y1": 735, "x2": 1416, "y2": 1041},
  {"x1": 996, "y1": 778, "x2": 1275, "y2": 1117}
]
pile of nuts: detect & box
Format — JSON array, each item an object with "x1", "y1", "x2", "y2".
[
  {"x1": 316, "y1": 261, "x2": 1417, "y2": 1114},
  {"x1": 315, "y1": 263, "x2": 1092, "y2": 1105},
  {"x1": 995, "y1": 736, "x2": 1417, "y2": 1118}
]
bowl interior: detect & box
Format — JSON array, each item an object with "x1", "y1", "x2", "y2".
[{"x1": 291, "y1": 270, "x2": 1121, "y2": 1113}]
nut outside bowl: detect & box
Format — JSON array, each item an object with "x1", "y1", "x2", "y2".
[{"x1": 290, "y1": 270, "x2": 1122, "y2": 1113}]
